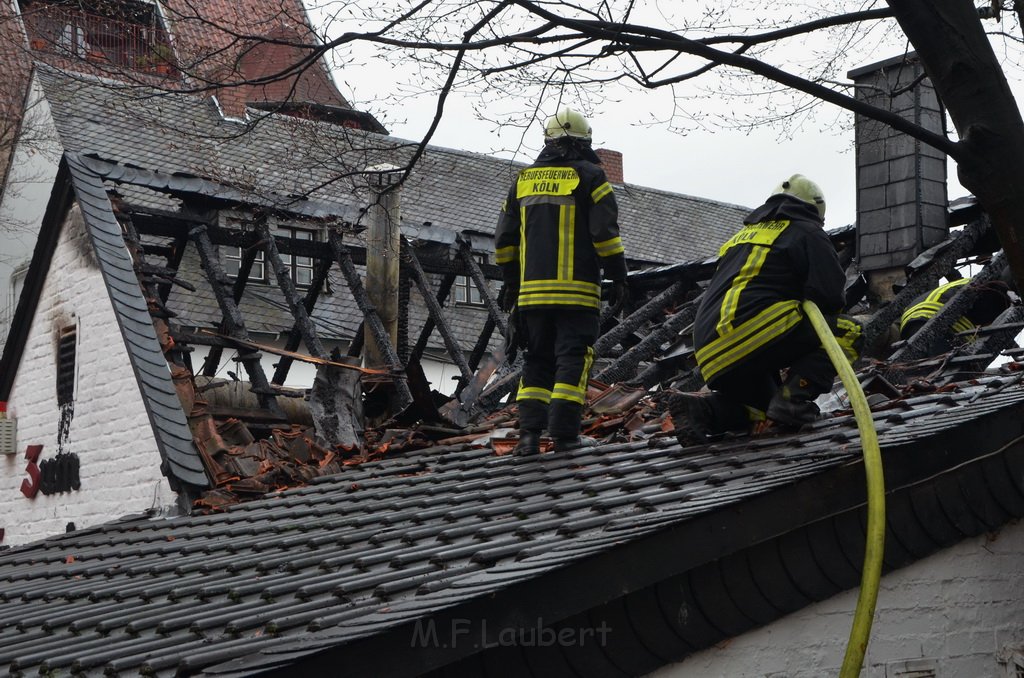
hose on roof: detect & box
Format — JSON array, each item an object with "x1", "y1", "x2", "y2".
[{"x1": 802, "y1": 300, "x2": 885, "y2": 678}]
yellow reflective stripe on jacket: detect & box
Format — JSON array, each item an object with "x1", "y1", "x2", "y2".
[
  {"x1": 591, "y1": 182, "x2": 613, "y2": 204},
  {"x1": 717, "y1": 219, "x2": 790, "y2": 257},
  {"x1": 558, "y1": 204, "x2": 576, "y2": 280},
  {"x1": 594, "y1": 236, "x2": 624, "y2": 257},
  {"x1": 517, "y1": 385, "x2": 552, "y2": 403},
  {"x1": 495, "y1": 245, "x2": 518, "y2": 265},
  {"x1": 835, "y1": 316, "x2": 862, "y2": 363},
  {"x1": 521, "y1": 279, "x2": 600, "y2": 295},
  {"x1": 519, "y1": 293, "x2": 601, "y2": 309},
  {"x1": 928, "y1": 278, "x2": 969, "y2": 301},
  {"x1": 517, "y1": 167, "x2": 581, "y2": 199},
  {"x1": 900, "y1": 278, "x2": 972, "y2": 332},
  {"x1": 952, "y1": 317, "x2": 976, "y2": 334},
  {"x1": 696, "y1": 300, "x2": 803, "y2": 381},
  {"x1": 716, "y1": 245, "x2": 770, "y2": 335}
]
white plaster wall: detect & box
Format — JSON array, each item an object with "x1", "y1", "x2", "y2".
[
  {"x1": 649, "y1": 519, "x2": 1024, "y2": 678},
  {"x1": 1, "y1": 205, "x2": 173, "y2": 547},
  {"x1": 0, "y1": 76, "x2": 62, "y2": 353},
  {"x1": 189, "y1": 343, "x2": 461, "y2": 395}
]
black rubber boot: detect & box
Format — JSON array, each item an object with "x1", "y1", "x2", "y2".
[
  {"x1": 669, "y1": 390, "x2": 750, "y2": 445},
  {"x1": 514, "y1": 431, "x2": 542, "y2": 457},
  {"x1": 553, "y1": 435, "x2": 598, "y2": 453},
  {"x1": 766, "y1": 377, "x2": 820, "y2": 427}
]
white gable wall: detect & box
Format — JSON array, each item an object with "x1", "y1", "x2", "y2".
[
  {"x1": 0, "y1": 76, "x2": 62, "y2": 354},
  {"x1": 1, "y1": 204, "x2": 174, "y2": 547},
  {"x1": 649, "y1": 519, "x2": 1024, "y2": 678}
]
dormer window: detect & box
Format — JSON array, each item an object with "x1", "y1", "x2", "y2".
[
  {"x1": 219, "y1": 212, "x2": 318, "y2": 289},
  {"x1": 20, "y1": 0, "x2": 176, "y2": 77}
]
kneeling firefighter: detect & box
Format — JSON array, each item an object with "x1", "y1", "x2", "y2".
[{"x1": 673, "y1": 174, "x2": 863, "y2": 443}]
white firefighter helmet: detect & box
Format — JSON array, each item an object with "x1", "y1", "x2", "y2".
[
  {"x1": 772, "y1": 174, "x2": 826, "y2": 219},
  {"x1": 543, "y1": 107, "x2": 592, "y2": 141}
]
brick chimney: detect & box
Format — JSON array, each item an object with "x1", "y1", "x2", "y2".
[
  {"x1": 848, "y1": 53, "x2": 948, "y2": 302},
  {"x1": 595, "y1": 148, "x2": 624, "y2": 183}
]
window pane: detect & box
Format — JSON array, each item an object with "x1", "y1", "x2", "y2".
[
  {"x1": 224, "y1": 251, "x2": 240, "y2": 277},
  {"x1": 296, "y1": 267, "x2": 313, "y2": 286}
]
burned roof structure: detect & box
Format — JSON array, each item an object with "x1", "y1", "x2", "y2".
[{"x1": 4, "y1": 63, "x2": 1024, "y2": 676}]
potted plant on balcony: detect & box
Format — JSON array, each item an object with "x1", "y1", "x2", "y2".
[{"x1": 136, "y1": 43, "x2": 175, "y2": 76}]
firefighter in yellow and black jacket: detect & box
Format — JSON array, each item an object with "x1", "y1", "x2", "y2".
[
  {"x1": 899, "y1": 277, "x2": 1012, "y2": 356},
  {"x1": 673, "y1": 175, "x2": 862, "y2": 443},
  {"x1": 495, "y1": 107, "x2": 628, "y2": 456}
]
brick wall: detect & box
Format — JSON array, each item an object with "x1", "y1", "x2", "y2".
[
  {"x1": 594, "y1": 148, "x2": 624, "y2": 183},
  {"x1": 1, "y1": 205, "x2": 173, "y2": 547},
  {"x1": 651, "y1": 520, "x2": 1024, "y2": 678},
  {"x1": 0, "y1": 0, "x2": 349, "y2": 146}
]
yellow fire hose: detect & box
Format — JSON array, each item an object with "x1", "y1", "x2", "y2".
[{"x1": 801, "y1": 300, "x2": 885, "y2": 678}]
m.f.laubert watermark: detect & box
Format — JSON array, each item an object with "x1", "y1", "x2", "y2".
[{"x1": 411, "y1": 618, "x2": 612, "y2": 650}]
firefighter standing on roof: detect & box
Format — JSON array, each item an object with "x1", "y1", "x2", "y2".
[
  {"x1": 494, "y1": 107, "x2": 628, "y2": 456},
  {"x1": 673, "y1": 175, "x2": 863, "y2": 443}
]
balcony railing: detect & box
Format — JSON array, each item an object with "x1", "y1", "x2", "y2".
[{"x1": 22, "y1": 4, "x2": 176, "y2": 77}]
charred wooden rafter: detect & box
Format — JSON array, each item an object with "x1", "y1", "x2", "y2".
[
  {"x1": 327, "y1": 230, "x2": 413, "y2": 410},
  {"x1": 892, "y1": 250, "x2": 1009, "y2": 365},
  {"x1": 401, "y1": 238, "x2": 472, "y2": 386},
  {"x1": 190, "y1": 224, "x2": 287, "y2": 419}
]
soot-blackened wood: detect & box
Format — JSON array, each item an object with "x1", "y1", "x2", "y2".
[
  {"x1": 190, "y1": 225, "x2": 285, "y2": 419},
  {"x1": 892, "y1": 250, "x2": 1007, "y2": 363},
  {"x1": 409, "y1": 272, "x2": 457, "y2": 367},
  {"x1": 259, "y1": 222, "x2": 361, "y2": 449},
  {"x1": 457, "y1": 240, "x2": 507, "y2": 337},
  {"x1": 328, "y1": 230, "x2": 412, "y2": 410},
  {"x1": 595, "y1": 301, "x2": 699, "y2": 384},
  {"x1": 201, "y1": 233, "x2": 260, "y2": 378},
  {"x1": 862, "y1": 217, "x2": 990, "y2": 357},
  {"x1": 401, "y1": 240, "x2": 472, "y2": 385},
  {"x1": 272, "y1": 258, "x2": 332, "y2": 384},
  {"x1": 594, "y1": 280, "x2": 690, "y2": 356}
]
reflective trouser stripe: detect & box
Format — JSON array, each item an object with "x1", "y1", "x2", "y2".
[
  {"x1": 517, "y1": 385, "x2": 552, "y2": 403},
  {"x1": 551, "y1": 346, "x2": 594, "y2": 405}
]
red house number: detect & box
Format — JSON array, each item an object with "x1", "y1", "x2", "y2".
[{"x1": 20, "y1": 445, "x2": 43, "y2": 498}]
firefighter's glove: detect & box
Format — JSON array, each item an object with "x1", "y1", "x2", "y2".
[
  {"x1": 606, "y1": 280, "x2": 629, "y2": 310},
  {"x1": 504, "y1": 306, "x2": 523, "y2": 362},
  {"x1": 499, "y1": 283, "x2": 519, "y2": 313}
]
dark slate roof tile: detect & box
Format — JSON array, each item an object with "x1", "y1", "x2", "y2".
[{"x1": 2, "y1": 375, "x2": 1022, "y2": 675}]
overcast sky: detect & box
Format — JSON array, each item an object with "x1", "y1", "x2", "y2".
[{"x1": 319, "y1": 5, "x2": 1018, "y2": 233}]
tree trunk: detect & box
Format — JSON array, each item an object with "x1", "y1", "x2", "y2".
[{"x1": 888, "y1": 0, "x2": 1024, "y2": 291}]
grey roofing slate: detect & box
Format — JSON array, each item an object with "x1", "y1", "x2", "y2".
[
  {"x1": 35, "y1": 67, "x2": 750, "y2": 266},
  {"x1": 66, "y1": 154, "x2": 209, "y2": 490},
  {"x1": 2, "y1": 374, "x2": 1023, "y2": 676}
]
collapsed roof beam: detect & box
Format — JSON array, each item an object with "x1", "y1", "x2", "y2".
[
  {"x1": 594, "y1": 279, "x2": 691, "y2": 357},
  {"x1": 594, "y1": 299, "x2": 700, "y2": 385}
]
